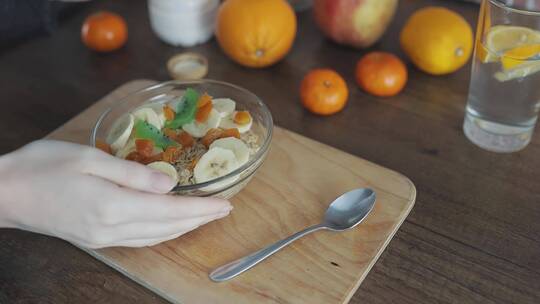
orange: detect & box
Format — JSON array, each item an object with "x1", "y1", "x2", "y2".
[
  {"x1": 215, "y1": 0, "x2": 296, "y2": 68},
  {"x1": 300, "y1": 69, "x2": 349, "y2": 115},
  {"x1": 355, "y1": 52, "x2": 407, "y2": 97},
  {"x1": 82, "y1": 11, "x2": 127, "y2": 52}
]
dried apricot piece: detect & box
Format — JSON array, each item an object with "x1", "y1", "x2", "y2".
[
  {"x1": 197, "y1": 93, "x2": 212, "y2": 108},
  {"x1": 195, "y1": 101, "x2": 212, "y2": 123},
  {"x1": 162, "y1": 148, "x2": 173, "y2": 163},
  {"x1": 125, "y1": 151, "x2": 145, "y2": 164},
  {"x1": 162, "y1": 146, "x2": 182, "y2": 163},
  {"x1": 177, "y1": 131, "x2": 194, "y2": 148},
  {"x1": 201, "y1": 128, "x2": 224, "y2": 147},
  {"x1": 95, "y1": 139, "x2": 112, "y2": 154},
  {"x1": 135, "y1": 139, "x2": 154, "y2": 158},
  {"x1": 141, "y1": 153, "x2": 164, "y2": 165},
  {"x1": 163, "y1": 128, "x2": 178, "y2": 141},
  {"x1": 221, "y1": 128, "x2": 241, "y2": 139},
  {"x1": 163, "y1": 105, "x2": 175, "y2": 121},
  {"x1": 125, "y1": 151, "x2": 139, "y2": 161},
  {"x1": 188, "y1": 155, "x2": 201, "y2": 171},
  {"x1": 234, "y1": 111, "x2": 251, "y2": 125}
]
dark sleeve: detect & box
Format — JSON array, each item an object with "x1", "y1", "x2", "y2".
[{"x1": 0, "y1": 0, "x2": 79, "y2": 42}]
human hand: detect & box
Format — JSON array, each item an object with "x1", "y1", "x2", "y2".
[{"x1": 0, "y1": 140, "x2": 232, "y2": 248}]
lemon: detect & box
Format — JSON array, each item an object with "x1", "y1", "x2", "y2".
[{"x1": 400, "y1": 7, "x2": 473, "y2": 75}]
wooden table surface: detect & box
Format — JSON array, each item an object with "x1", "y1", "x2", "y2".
[{"x1": 0, "y1": 0, "x2": 539, "y2": 303}]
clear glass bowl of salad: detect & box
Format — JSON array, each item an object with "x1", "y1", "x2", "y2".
[{"x1": 91, "y1": 80, "x2": 273, "y2": 199}]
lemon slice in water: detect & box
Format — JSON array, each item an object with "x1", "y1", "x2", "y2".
[
  {"x1": 483, "y1": 25, "x2": 540, "y2": 81},
  {"x1": 494, "y1": 62, "x2": 540, "y2": 82},
  {"x1": 482, "y1": 25, "x2": 540, "y2": 63},
  {"x1": 500, "y1": 44, "x2": 540, "y2": 70},
  {"x1": 495, "y1": 45, "x2": 540, "y2": 81},
  {"x1": 486, "y1": 25, "x2": 540, "y2": 52}
]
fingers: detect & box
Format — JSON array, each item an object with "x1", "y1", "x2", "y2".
[
  {"x1": 67, "y1": 174, "x2": 232, "y2": 248},
  {"x1": 82, "y1": 151, "x2": 176, "y2": 194},
  {"x1": 108, "y1": 190, "x2": 232, "y2": 224},
  {"x1": 107, "y1": 211, "x2": 230, "y2": 241},
  {"x1": 80, "y1": 212, "x2": 230, "y2": 249}
]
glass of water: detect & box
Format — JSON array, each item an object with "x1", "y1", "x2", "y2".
[{"x1": 464, "y1": 0, "x2": 540, "y2": 152}]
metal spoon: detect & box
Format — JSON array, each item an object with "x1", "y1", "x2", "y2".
[{"x1": 209, "y1": 188, "x2": 376, "y2": 282}]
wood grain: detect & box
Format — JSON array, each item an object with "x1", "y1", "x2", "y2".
[
  {"x1": 1, "y1": 0, "x2": 540, "y2": 303},
  {"x1": 47, "y1": 80, "x2": 416, "y2": 304}
]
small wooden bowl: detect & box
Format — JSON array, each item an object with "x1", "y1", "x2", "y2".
[{"x1": 167, "y1": 52, "x2": 209, "y2": 80}]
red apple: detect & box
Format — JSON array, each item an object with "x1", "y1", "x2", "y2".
[{"x1": 313, "y1": 0, "x2": 398, "y2": 48}]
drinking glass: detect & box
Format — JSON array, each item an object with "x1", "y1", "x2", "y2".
[{"x1": 464, "y1": 0, "x2": 540, "y2": 152}]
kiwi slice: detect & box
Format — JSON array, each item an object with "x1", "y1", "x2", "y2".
[
  {"x1": 165, "y1": 88, "x2": 199, "y2": 129},
  {"x1": 134, "y1": 120, "x2": 178, "y2": 149}
]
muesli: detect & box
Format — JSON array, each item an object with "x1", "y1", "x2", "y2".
[{"x1": 97, "y1": 88, "x2": 259, "y2": 186}]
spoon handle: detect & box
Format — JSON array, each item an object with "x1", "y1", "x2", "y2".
[{"x1": 209, "y1": 224, "x2": 326, "y2": 282}]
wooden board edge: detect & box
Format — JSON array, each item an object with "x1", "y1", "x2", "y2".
[
  {"x1": 280, "y1": 128, "x2": 417, "y2": 202},
  {"x1": 79, "y1": 246, "x2": 181, "y2": 304},
  {"x1": 343, "y1": 177, "x2": 416, "y2": 303},
  {"x1": 46, "y1": 79, "x2": 178, "y2": 303}
]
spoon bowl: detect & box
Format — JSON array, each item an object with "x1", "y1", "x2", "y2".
[{"x1": 323, "y1": 188, "x2": 376, "y2": 231}]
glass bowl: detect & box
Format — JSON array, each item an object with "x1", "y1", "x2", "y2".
[{"x1": 91, "y1": 80, "x2": 273, "y2": 199}]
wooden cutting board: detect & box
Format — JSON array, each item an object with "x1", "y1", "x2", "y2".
[{"x1": 47, "y1": 80, "x2": 416, "y2": 304}]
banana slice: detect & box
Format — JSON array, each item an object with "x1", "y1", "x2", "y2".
[
  {"x1": 182, "y1": 109, "x2": 221, "y2": 138},
  {"x1": 210, "y1": 137, "x2": 249, "y2": 166},
  {"x1": 115, "y1": 138, "x2": 136, "y2": 159},
  {"x1": 194, "y1": 147, "x2": 239, "y2": 183},
  {"x1": 212, "y1": 98, "x2": 236, "y2": 118},
  {"x1": 106, "y1": 113, "x2": 135, "y2": 153},
  {"x1": 219, "y1": 111, "x2": 252, "y2": 133},
  {"x1": 168, "y1": 97, "x2": 185, "y2": 113},
  {"x1": 147, "y1": 161, "x2": 179, "y2": 184},
  {"x1": 147, "y1": 103, "x2": 168, "y2": 128},
  {"x1": 132, "y1": 107, "x2": 162, "y2": 130}
]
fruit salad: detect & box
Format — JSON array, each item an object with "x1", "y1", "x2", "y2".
[{"x1": 98, "y1": 88, "x2": 259, "y2": 187}]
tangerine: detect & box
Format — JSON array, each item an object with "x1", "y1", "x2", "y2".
[{"x1": 300, "y1": 69, "x2": 349, "y2": 115}]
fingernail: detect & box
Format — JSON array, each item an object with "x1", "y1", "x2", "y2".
[
  {"x1": 221, "y1": 205, "x2": 233, "y2": 213},
  {"x1": 151, "y1": 172, "x2": 175, "y2": 192},
  {"x1": 215, "y1": 208, "x2": 231, "y2": 217}
]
